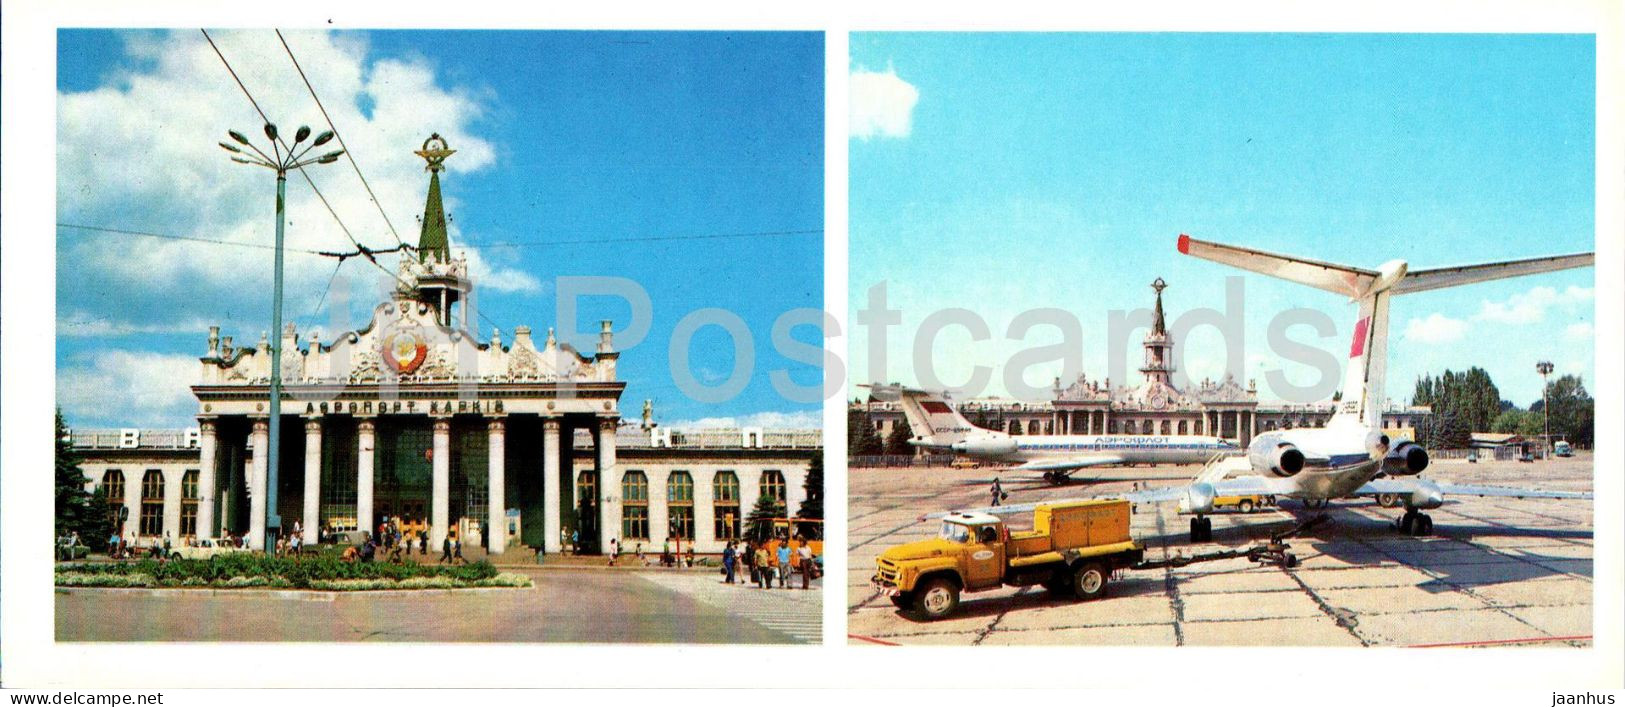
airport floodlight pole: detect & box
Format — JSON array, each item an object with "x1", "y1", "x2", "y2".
[
  {"x1": 220, "y1": 123, "x2": 344, "y2": 554},
  {"x1": 1536, "y1": 360, "x2": 1554, "y2": 459}
]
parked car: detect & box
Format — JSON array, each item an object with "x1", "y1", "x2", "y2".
[{"x1": 169, "y1": 538, "x2": 250, "y2": 561}]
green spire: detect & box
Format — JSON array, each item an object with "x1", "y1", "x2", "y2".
[
  {"x1": 418, "y1": 170, "x2": 449, "y2": 263},
  {"x1": 413, "y1": 133, "x2": 456, "y2": 263}
]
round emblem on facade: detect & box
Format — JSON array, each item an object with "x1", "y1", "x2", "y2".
[{"x1": 382, "y1": 329, "x2": 428, "y2": 374}]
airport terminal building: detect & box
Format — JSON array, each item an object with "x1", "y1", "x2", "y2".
[
  {"x1": 68, "y1": 134, "x2": 820, "y2": 556},
  {"x1": 858, "y1": 278, "x2": 1429, "y2": 450}
]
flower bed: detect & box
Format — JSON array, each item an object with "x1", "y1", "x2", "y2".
[{"x1": 55, "y1": 556, "x2": 530, "y2": 591}]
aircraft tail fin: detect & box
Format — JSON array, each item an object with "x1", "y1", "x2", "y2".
[
  {"x1": 865, "y1": 384, "x2": 988, "y2": 449},
  {"x1": 1178, "y1": 235, "x2": 1594, "y2": 431}
]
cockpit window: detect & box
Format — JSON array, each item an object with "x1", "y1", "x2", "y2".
[{"x1": 938, "y1": 522, "x2": 971, "y2": 543}]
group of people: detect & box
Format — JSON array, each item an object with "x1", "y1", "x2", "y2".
[
  {"x1": 721, "y1": 537, "x2": 819, "y2": 590},
  {"x1": 99, "y1": 531, "x2": 174, "y2": 560},
  {"x1": 339, "y1": 525, "x2": 467, "y2": 565}
]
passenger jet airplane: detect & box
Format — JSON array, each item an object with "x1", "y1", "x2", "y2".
[
  {"x1": 864, "y1": 384, "x2": 1239, "y2": 483},
  {"x1": 941, "y1": 234, "x2": 1594, "y2": 542}
]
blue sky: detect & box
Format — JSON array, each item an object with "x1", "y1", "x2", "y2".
[
  {"x1": 849, "y1": 33, "x2": 1595, "y2": 409},
  {"x1": 56, "y1": 30, "x2": 823, "y2": 430}
]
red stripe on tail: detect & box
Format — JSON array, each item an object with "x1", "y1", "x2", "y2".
[
  {"x1": 921, "y1": 401, "x2": 953, "y2": 414},
  {"x1": 1349, "y1": 317, "x2": 1369, "y2": 358}
]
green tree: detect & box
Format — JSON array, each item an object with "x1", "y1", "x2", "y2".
[
  {"x1": 744, "y1": 493, "x2": 786, "y2": 543},
  {"x1": 847, "y1": 404, "x2": 884, "y2": 457},
  {"x1": 56, "y1": 410, "x2": 111, "y2": 552},
  {"x1": 883, "y1": 416, "x2": 914, "y2": 455},
  {"x1": 796, "y1": 453, "x2": 823, "y2": 539},
  {"x1": 1413, "y1": 367, "x2": 1502, "y2": 435},
  {"x1": 1542, "y1": 375, "x2": 1594, "y2": 448}
]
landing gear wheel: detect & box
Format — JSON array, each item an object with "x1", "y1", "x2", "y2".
[
  {"x1": 1189, "y1": 516, "x2": 1213, "y2": 543},
  {"x1": 1414, "y1": 513, "x2": 1434, "y2": 536},
  {"x1": 1304, "y1": 498, "x2": 1329, "y2": 511},
  {"x1": 889, "y1": 592, "x2": 913, "y2": 609},
  {"x1": 1376, "y1": 493, "x2": 1401, "y2": 508},
  {"x1": 1399, "y1": 511, "x2": 1416, "y2": 535},
  {"x1": 912, "y1": 577, "x2": 960, "y2": 621},
  {"x1": 1073, "y1": 562, "x2": 1108, "y2": 601},
  {"x1": 1283, "y1": 552, "x2": 1299, "y2": 569},
  {"x1": 1238, "y1": 499, "x2": 1255, "y2": 514}
]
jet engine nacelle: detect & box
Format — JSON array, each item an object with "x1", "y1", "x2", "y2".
[
  {"x1": 1408, "y1": 479, "x2": 1444, "y2": 509},
  {"x1": 1250, "y1": 440, "x2": 1306, "y2": 477},
  {"x1": 952, "y1": 437, "x2": 1018, "y2": 457},
  {"x1": 1383, "y1": 441, "x2": 1430, "y2": 476}
]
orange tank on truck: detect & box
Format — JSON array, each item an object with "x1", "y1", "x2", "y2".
[{"x1": 872, "y1": 499, "x2": 1144, "y2": 620}]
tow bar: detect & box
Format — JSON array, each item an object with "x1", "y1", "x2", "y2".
[{"x1": 1131, "y1": 514, "x2": 1329, "y2": 571}]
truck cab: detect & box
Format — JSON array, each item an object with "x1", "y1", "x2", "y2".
[{"x1": 874, "y1": 500, "x2": 1144, "y2": 620}]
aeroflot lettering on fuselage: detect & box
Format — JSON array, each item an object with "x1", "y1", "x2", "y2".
[{"x1": 1017, "y1": 437, "x2": 1230, "y2": 451}]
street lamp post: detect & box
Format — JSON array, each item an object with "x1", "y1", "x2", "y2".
[
  {"x1": 1536, "y1": 361, "x2": 1554, "y2": 460},
  {"x1": 220, "y1": 123, "x2": 344, "y2": 554}
]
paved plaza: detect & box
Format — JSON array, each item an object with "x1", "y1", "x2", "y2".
[
  {"x1": 848, "y1": 454, "x2": 1593, "y2": 647},
  {"x1": 57, "y1": 568, "x2": 822, "y2": 644}
]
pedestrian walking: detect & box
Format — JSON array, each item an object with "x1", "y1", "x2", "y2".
[
  {"x1": 797, "y1": 540, "x2": 815, "y2": 589},
  {"x1": 990, "y1": 476, "x2": 1004, "y2": 506},
  {"x1": 440, "y1": 534, "x2": 453, "y2": 564},
  {"x1": 571, "y1": 528, "x2": 580, "y2": 556},
  {"x1": 754, "y1": 545, "x2": 771, "y2": 588},
  {"x1": 453, "y1": 536, "x2": 465, "y2": 564},
  {"x1": 722, "y1": 542, "x2": 736, "y2": 584},
  {"x1": 777, "y1": 542, "x2": 792, "y2": 588},
  {"x1": 609, "y1": 537, "x2": 620, "y2": 566}
]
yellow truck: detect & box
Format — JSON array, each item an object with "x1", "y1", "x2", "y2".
[{"x1": 872, "y1": 499, "x2": 1145, "y2": 620}]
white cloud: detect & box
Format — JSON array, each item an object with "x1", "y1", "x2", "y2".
[
  {"x1": 57, "y1": 30, "x2": 535, "y2": 335},
  {"x1": 1471, "y1": 285, "x2": 1593, "y2": 325},
  {"x1": 1564, "y1": 321, "x2": 1594, "y2": 341},
  {"x1": 59, "y1": 350, "x2": 200, "y2": 426},
  {"x1": 665, "y1": 410, "x2": 822, "y2": 430},
  {"x1": 57, "y1": 310, "x2": 212, "y2": 338},
  {"x1": 849, "y1": 66, "x2": 919, "y2": 140},
  {"x1": 1402, "y1": 312, "x2": 1468, "y2": 344}
]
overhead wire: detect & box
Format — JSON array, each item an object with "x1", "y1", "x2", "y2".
[{"x1": 275, "y1": 29, "x2": 409, "y2": 250}]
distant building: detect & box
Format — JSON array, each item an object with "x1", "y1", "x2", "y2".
[{"x1": 856, "y1": 277, "x2": 1429, "y2": 449}]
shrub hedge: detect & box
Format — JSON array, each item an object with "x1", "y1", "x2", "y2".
[{"x1": 56, "y1": 556, "x2": 506, "y2": 590}]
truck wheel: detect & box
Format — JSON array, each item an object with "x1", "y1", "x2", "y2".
[
  {"x1": 889, "y1": 592, "x2": 913, "y2": 609},
  {"x1": 1238, "y1": 499, "x2": 1255, "y2": 514},
  {"x1": 1072, "y1": 562, "x2": 1107, "y2": 601},
  {"x1": 912, "y1": 577, "x2": 960, "y2": 620}
]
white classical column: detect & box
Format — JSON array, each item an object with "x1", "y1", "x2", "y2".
[
  {"x1": 123, "y1": 472, "x2": 142, "y2": 540},
  {"x1": 302, "y1": 418, "x2": 322, "y2": 544},
  {"x1": 196, "y1": 419, "x2": 219, "y2": 539},
  {"x1": 542, "y1": 417, "x2": 562, "y2": 554},
  {"x1": 695, "y1": 468, "x2": 716, "y2": 552},
  {"x1": 487, "y1": 416, "x2": 507, "y2": 554},
  {"x1": 596, "y1": 417, "x2": 618, "y2": 554},
  {"x1": 785, "y1": 465, "x2": 808, "y2": 529},
  {"x1": 733, "y1": 466, "x2": 754, "y2": 533},
  {"x1": 162, "y1": 467, "x2": 183, "y2": 544},
  {"x1": 649, "y1": 468, "x2": 671, "y2": 548},
  {"x1": 248, "y1": 417, "x2": 269, "y2": 549},
  {"x1": 430, "y1": 417, "x2": 451, "y2": 550},
  {"x1": 356, "y1": 418, "x2": 376, "y2": 539}
]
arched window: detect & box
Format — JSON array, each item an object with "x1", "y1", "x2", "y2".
[
  {"x1": 713, "y1": 471, "x2": 740, "y2": 540},
  {"x1": 1028, "y1": 420, "x2": 1041, "y2": 435},
  {"x1": 761, "y1": 470, "x2": 787, "y2": 506},
  {"x1": 140, "y1": 470, "x2": 165, "y2": 537},
  {"x1": 667, "y1": 471, "x2": 694, "y2": 540},
  {"x1": 620, "y1": 471, "x2": 649, "y2": 540},
  {"x1": 102, "y1": 470, "x2": 125, "y2": 508},
  {"x1": 181, "y1": 470, "x2": 200, "y2": 538},
  {"x1": 1160, "y1": 420, "x2": 1172, "y2": 435},
  {"x1": 1177, "y1": 421, "x2": 1188, "y2": 436}
]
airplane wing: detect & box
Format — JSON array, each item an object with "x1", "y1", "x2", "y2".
[
  {"x1": 922, "y1": 475, "x2": 1293, "y2": 520},
  {"x1": 1010, "y1": 456, "x2": 1127, "y2": 475},
  {"x1": 1389, "y1": 253, "x2": 1595, "y2": 296},
  {"x1": 1178, "y1": 234, "x2": 1377, "y2": 299},
  {"x1": 1355, "y1": 478, "x2": 1594, "y2": 500}
]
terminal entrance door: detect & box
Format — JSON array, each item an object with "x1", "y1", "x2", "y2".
[{"x1": 375, "y1": 420, "x2": 433, "y2": 533}]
